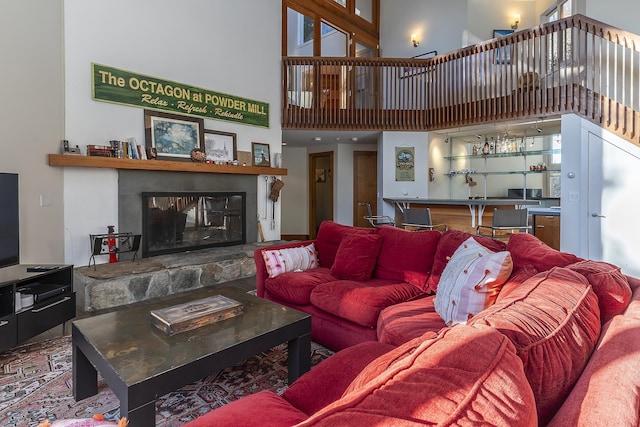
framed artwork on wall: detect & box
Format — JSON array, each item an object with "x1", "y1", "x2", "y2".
[
  {"x1": 493, "y1": 30, "x2": 514, "y2": 64},
  {"x1": 395, "y1": 147, "x2": 415, "y2": 181},
  {"x1": 252, "y1": 142, "x2": 271, "y2": 167},
  {"x1": 144, "y1": 109, "x2": 204, "y2": 161},
  {"x1": 204, "y1": 130, "x2": 237, "y2": 163}
]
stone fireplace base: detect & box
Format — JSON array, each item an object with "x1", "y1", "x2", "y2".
[{"x1": 73, "y1": 242, "x2": 280, "y2": 312}]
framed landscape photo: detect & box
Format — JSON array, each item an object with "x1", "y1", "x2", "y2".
[
  {"x1": 204, "y1": 130, "x2": 237, "y2": 163},
  {"x1": 252, "y1": 142, "x2": 271, "y2": 167},
  {"x1": 144, "y1": 109, "x2": 204, "y2": 161}
]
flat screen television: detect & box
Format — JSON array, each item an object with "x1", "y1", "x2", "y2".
[{"x1": 0, "y1": 173, "x2": 19, "y2": 268}]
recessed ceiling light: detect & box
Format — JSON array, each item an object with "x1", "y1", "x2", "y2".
[
  {"x1": 313, "y1": 137, "x2": 322, "y2": 142},
  {"x1": 351, "y1": 137, "x2": 358, "y2": 142}
]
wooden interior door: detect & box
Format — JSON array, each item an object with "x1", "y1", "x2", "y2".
[
  {"x1": 353, "y1": 151, "x2": 378, "y2": 228},
  {"x1": 309, "y1": 152, "x2": 334, "y2": 238}
]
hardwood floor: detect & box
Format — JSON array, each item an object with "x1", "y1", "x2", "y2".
[{"x1": 23, "y1": 276, "x2": 257, "y2": 344}]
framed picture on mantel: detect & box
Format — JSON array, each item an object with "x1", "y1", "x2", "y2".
[
  {"x1": 144, "y1": 109, "x2": 204, "y2": 161},
  {"x1": 252, "y1": 142, "x2": 271, "y2": 167},
  {"x1": 204, "y1": 129, "x2": 237, "y2": 164}
]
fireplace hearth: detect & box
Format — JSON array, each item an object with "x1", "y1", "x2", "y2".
[{"x1": 142, "y1": 191, "x2": 246, "y2": 257}]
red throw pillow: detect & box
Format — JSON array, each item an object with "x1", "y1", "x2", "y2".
[
  {"x1": 566, "y1": 260, "x2": 632, "y2": 323},
  {"x1": 373, "y1": 226, "x2": 441, "y2": 291},
  {"x1": 315, "y1": 221, "x2": 374, "y2": 268},
  {"x1": 427, "y1": 229, "x2": 507, "y2": 293},
  {"x1": 507, "y1": 232, "x2": 581, "y2": 271},
  {"x1": 331, "y1": 233, "x2": 383, "y2": 281}
]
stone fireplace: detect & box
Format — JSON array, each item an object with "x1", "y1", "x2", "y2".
[{"x1": 117, "y1": 169, "x2": 258, "y2": 260}]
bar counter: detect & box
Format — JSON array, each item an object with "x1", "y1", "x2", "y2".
[{"x1": 383, "y1": 198, "x2": 541, "y2": 229}]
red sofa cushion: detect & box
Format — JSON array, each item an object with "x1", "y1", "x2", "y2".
[
  {"x1": 310, "y1": 279, "x2": 424, "y2": 328},
  {"x1": 426, "y1": 229, "x2": 507, "y2": 293},
  {"x1": 181, "y1": 390, "x2": 308, "y2": 427},
  {"x1": 282, "y1": 341, "x2": 394, "y2": 416},
  {"x1": 376, "y1": 295, "x2": 446, "y2": 346},
  {"x1": 495, "y1": 265, "x2": 539, "y2": 302},
  {"x1": 343, "y1": 331, "x2": 436, "y2": 395},
  {"x1": 507, "y1": 232, "x2": 581, "y2": 271},
  {"x1": 373, "y1": 226, "x2": 441, "y2": 291},
  {"x1": 302, "y1": 324, "x2": 537, "y2": 426},
  {"x1": 470, "y1": 267, "x2": 601, "y2": 425},
  {"x1": 315, "y1": 221, "x2": 374, "y2": 268},
  {"x1": 264, "y1": 267, "x2": 336, "y2": 305},
  {"x1": 566, "y1": 259, "x2": 632, "y2": 324},
  {"x1": 331, "y1": 233, "x2": 383, "y2": 281},
  {"x1": 547, "y1": 313, "x2": 640, "y2": 427}
]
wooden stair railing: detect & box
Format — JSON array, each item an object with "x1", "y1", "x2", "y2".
[{"x1": 282, "y1": 14, "x2": 640, "y2": 148}]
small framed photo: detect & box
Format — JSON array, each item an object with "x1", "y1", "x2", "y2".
[
  {"x1": 144, "y1": 109, "x2": 204, "y2": 161},
  {"x1": 493, "y1": 30, "x2": 514, "y2": 64},
  {"x1": 204, "y1": 130, "x2": 237, "y2": 163},
  {"x1": 252, "y1": 142, "x2": 271, "y2": 167}
]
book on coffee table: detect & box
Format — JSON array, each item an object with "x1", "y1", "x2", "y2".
[{"x1": 150, "y1": 295, "x2": 244, "y2": 335}]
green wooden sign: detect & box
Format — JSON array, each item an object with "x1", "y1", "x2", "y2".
[{"x1": 92, "y1": 63, "x2": 269, "y2": 128}]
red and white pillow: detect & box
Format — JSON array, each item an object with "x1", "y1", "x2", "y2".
[
  {"x1": 38, "y1": 415, "x2": 126, "y2": 427},
  {"x1": 262, "y1": 243, "x2": 319, "y2": 278},
  {"x1": 434, "y1": 237, "x2": 513, "y2": 326}
]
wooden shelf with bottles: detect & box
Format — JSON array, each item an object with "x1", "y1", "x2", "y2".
[{"x1": 48, "y1": 154, "x2": 287, "y2": 176}]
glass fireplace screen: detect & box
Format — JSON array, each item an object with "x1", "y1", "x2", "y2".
[{"x1": 142, "y1": 192, "x2": 246, "y2": 257}]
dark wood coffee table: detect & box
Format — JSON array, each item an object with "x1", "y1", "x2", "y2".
[{"x1": 72, "y1": 287, "x2": 311, "y2": 427}]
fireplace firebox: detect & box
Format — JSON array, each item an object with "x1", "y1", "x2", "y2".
[{"x1": 142, "y1": 191, "x2": 246, "y2": 257}]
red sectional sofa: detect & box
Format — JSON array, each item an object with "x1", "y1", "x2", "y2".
[{"x1": 185, "y1": 221, "x2": 640, "y2": 426}]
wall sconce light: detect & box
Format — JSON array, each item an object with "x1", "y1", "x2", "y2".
[
  {"x1": 511, "y1": 14, "x2": 521, "y2": 30},
  {"x1": 411, "y1": 34, "x2": 419, "y2": 47}
]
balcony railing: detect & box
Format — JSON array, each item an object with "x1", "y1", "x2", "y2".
[{"x1": 282, "y1": 14, "x2": 640, "y2": 146}]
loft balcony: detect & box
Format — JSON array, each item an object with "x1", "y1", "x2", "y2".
[{"x1": 282, "y1": 14, "x2": 640, "y2": 148}]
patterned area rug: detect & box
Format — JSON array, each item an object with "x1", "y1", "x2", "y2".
[{"x1": 0, "y1": 336, "x2": 333, "y2": 426}]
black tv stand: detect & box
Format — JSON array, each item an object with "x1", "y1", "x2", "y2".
[{"x1": 0, "y1": 264, "x2": 75, "y2": 352}]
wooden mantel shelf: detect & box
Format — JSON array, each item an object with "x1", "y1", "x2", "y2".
[{"x1": 48, "y1": 154, "x2": 287, "y2": 176}]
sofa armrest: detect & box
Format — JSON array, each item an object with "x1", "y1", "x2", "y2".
[{"x1": 254, "y1": 240, "x2": 316, "y2": 297}]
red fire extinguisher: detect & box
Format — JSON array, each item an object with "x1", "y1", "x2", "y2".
[{"x1": 107, "y1": 225, "x2": 118, "y2": 263}]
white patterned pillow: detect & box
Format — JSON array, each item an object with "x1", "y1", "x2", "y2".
[
  {"x1": 262, "y1": 243, "x2": 319, "y2": 278},
  {"x1": 435, "y1": 237, "x2": 513, "y2": 326}
]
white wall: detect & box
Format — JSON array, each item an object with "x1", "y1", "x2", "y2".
[
  {"x1": 428, "y1": 134, "x2": 452, "y2": 199},
  {"x1": 0, "y1": 0, "x2": 65, "y2": 264},
  {"x1": 585, "y1": 0, "x2": 638, "y2": 33},
  {"x1": 379, "y1": 0, "x2": 542, "y2": 57},
  {"x1": 467, "y1": 0, "x2": 537, "y2": 45},
  {"x1": 379, "y1": 131, "x2": 429, "y2": 217},
  {"x1": 63, "y1": 0, "x2": 282, "y2": 266},
  {"x1": 380, "y1": 0, "x2": 469, "y2": 57},
  {"x1": 281, "y1": 146, "x2": 309, "y2": 235}
]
